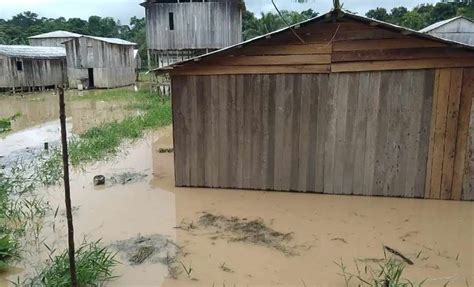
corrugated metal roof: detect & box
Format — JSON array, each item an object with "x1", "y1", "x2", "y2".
[
  {"x1": 0, "y1": 45, "x2": 66, "y2": 59},
  {"x1": 63, "y1": 35, "x2": 137, "y2": 46},
  {"x1": 152, "y1": 9, "x2": 474, "y2": 74},
  {"x1": 29, "y1": 30, "x2": 82, "y2": 39},
  {"x1": 419, "y1": 16, "x2": 468, "y2": 33}
]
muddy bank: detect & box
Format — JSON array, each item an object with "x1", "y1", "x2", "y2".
[{"x1": 1, "y1": 127, "x2": 473, "y2": 286}]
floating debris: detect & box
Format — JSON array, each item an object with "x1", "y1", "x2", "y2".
[{"x1": 197, "y1": 212, "x2": 296, "y2": 256}]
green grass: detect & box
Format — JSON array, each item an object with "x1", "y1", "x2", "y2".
[
  {"x1": 29, "y1": 241, "x2": 118, "y2": 287},
  {"x1": 0, "y1": 231, "x2": 19, "y2": 270},
  {"x1": 0, "y1": 89, "x2": 171, "y2": 273},
  {"x1": 0, "y1": 113, "x2": 21, "y2": 134},
  {"x1": 336, "y1": 251, "x2": 427, "y2": 287}
]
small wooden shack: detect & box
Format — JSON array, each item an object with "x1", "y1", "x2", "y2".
[
  {"x1": 29, "y1": 30, "x2": 82, "y2": 47},
  {"x1": 155, "y1": 10, "x2": 474, "y2": 201},
  {"x1": 0, "y1": 45, "x2": 66, "y2": 92},
  {"x1": 420, "y1": 16, "x2": 474, "y2": 46},
  {"x1": 64, "y1": 36, "x2": 137, "y2": 89}
]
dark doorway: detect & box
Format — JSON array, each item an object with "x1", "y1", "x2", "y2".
[{"x1": 88, "y1": 68, "x2": 94, "y2": 88}]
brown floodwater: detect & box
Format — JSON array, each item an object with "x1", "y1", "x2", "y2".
[
  {"x1": 0, "y1": 89, "x2": 140, "y2": 157},
  {"x1": 1, "y1": 126, "x2": 472, "y2": 287}
]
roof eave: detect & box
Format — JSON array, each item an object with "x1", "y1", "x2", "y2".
[{"x1": 151, "y1": 9, "x2": 474, "y2": 74}]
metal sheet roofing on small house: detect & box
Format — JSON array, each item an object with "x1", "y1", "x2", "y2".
[
  {"x1": 0, "y1": 45, "x2": 66, "y2": 59},
  {"x1": 29, "y1": 31, "x2": 82, "y2": 39}
]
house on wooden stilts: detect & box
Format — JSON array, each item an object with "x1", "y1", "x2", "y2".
[
  {"x1": 0, "y1": 45, "x2": 67, "y2": 93},
  {"x1": 64, "y1": 36, "x2": 137, "y2": 89},
  {"x1": 153, "y1": 10, "x2": 474, "y2": 201}
]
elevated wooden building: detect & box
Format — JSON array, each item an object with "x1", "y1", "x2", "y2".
[
  {"x1": 64, "y1": 36, "x2": 137, "y2": 89},
  {"x1": 141, "y1": 0, "x2": 244, "y2": 68},
  {"x1": 29, "y1": 31, "x2": 82, "y2": 47},
  {"x1": 0, "y1": 45, "x2": 67, "y2": 92},
  {"x1": 154, "y1": 10, "x2": 474, "y2": 201},
  {"x1": 421, "y1": 16, "x2": 474, "y2": 46}
]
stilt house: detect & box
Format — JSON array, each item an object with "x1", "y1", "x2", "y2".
[
  {"x1": 0, "y1": 45, "x2": 67, "y2": 92},
  {"x1": 154, "y1": 10, "x2": 474, "y2": 201},
  {"x1": 141, "y1": 0, "x2": 244, "y2": 68},
  {"x1": 64, "y1": 36, "x2": 137, "y2": 89}
]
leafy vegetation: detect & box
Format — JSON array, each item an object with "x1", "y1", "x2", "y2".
[
  {"x1": 0, "y1": 232, "x2": 19, "y2": 269},
  {"x1": 0, "y1": 89, "x2": 171, "y2": 274},
  {"x1": 24, "y1": 241, "x2": 118, "y2": 287},
  {"x1": 366, "y1": 0, "x2": 474, "y2": 30},
  {"x1": 336, "y1": 252, "x2": 427, "y2": 287},
  {"x1": 1, "y1": 1, "x2": 472, "y2": 57},
  {"x1": 0, "y1": 113, "x2": 21, "y2": 134}
]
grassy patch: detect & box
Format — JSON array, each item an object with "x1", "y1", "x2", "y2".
[
  {"x1": 67, "y1": 94, "x2": 171, "y2": 166},
  {"x1": 336, "y1": 249, "x2": 427, "y2": 287},
  {"x1": 26, "y1": 241, "x2": 118, "y2": 287},
  {"x1": 0, "y1": 113, "x2": 21, "y2": 134},
  {"x1": 0, "y1": 232, "x2": 19, "y2": 270},
  {"x1": 0, "y1": 90, "x2": 171, "y2": 274}
]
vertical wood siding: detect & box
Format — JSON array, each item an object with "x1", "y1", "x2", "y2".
[
  {"x1": 65, "y1": 38, "x2": 135, "y2": 88},
  {"x1": 172, "y1": 70, "x2": 437, "y2": 198},
  {"x1": 0, "y1": 55, "x2": 66, "y2": 88},
  {"x1": 424, "y1": 68, "x2": 474, "y2": 200},
  {"x1": 146, "y1": 2, "x2": 242, "y2": 50}
]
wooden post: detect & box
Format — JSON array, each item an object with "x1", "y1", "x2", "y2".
[{"x1": 58, "y1": 87, "x2": 78, "y2": 287}]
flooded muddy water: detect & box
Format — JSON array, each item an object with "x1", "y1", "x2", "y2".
[
  {"x1": 1, "y1": 127, "x2": 472, "y2": 286},
  {"x1": 0, "y1": 89, "x2": 140, "y2": 159}
]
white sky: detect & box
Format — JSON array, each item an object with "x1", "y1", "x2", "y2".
[{"x1": 0, "y1": 0, "x2": 440, "y2": 24}]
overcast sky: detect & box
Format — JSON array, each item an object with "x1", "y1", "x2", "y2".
[{"x1": 0, "y1": 0, "x2": 440, "y2": 24}]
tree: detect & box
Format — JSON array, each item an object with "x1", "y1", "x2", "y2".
[{"x1": 366, "y1": 7, "x2": 390, "y2": 22}]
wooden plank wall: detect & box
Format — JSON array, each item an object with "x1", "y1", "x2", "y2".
[
  {"x1": 146, "y1": 2, "x2": 242, "y2": 50},
  {"x1": 464, "y1": 95, "x2": 474, "y2": 200},
  {"x1": 172, "y1": 70, "x2": 436, "y2": 198},
  {"x1": 170, "y1": 20, "x2": 474, "y2": 76},
  {"x1": 0, "y1": 56, "x2": 66, "y2": 89},
  {"x1": 425, "y1": 68, "x2": 473, "y2": 200},
  {"x1": 65, "y1": 38, "x2": 135, "y2": 88}
]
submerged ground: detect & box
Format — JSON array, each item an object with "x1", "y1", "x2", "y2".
[{"x1": 0, "y1": 88, "x2": 473, "y2": 286}]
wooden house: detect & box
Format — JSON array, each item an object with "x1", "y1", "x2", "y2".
[
  {"x1": 420, "y1": 16, "x2": 474, "y2": 46},
  {"x1": 153, "y1": 10, "x2": 474, "y2": 201},
  {"x1": 64, "y1": 36, "x2": 137, "y2": 89},
  {"x1": 0, "y1": 45, "x2": 67, "y2": 92},
  {"x1": 29, "y1": 31, "x2": 82, "y2": 47},
  {"x1": 141, "y1": 0, "x2": 244, "y2": 68}
]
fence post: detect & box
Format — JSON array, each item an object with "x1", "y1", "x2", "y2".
[{"x1": 58, "y1": 86, "x2": 78, "y2": 287}]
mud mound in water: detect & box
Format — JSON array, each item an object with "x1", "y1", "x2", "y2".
[
  {"x1": 112, "y1": 234, "x2": 179, "y2": 266},
  {"x1": 105, "y1": 171, "x2": 148, "y2": 186},
  {"x1": 198, "y1": 212, "x2": 296, "y2": 256}
]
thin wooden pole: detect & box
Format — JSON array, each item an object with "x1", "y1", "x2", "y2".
[{"x1": 58, "y1": 87, "x2": 78, "y2": 287}]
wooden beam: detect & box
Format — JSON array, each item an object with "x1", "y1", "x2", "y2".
[
  {"x1": 232, "y1": 43, "x2": 332, "y2": 55},
  {"x1": 332, "y1": 47, "x2": 474, "y2": 63},
  {"x1": 452, "y1": 68, "x2": 474, "y2": 200},
  {"x1": 425, "y1": 70, "x2": 440, "y2": 199},
  {"x1": 171, "y1": 64, "x2": 331, "y2": 76},
  {"x1": 440, "y1": 68, "x2": 463, "y2": 200},
  {"x1": 333, "y1": 38, "x2": 446, "y2": 52},
  {"x1": 429, "y1": 69, "x2": 452, "y2": 199},
  {"x1": 331, "y1": 58, "x2": 474, "y2": 73},
  {"x1": 208, "y1": 54, "x2": 331, "y2": 66}
]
